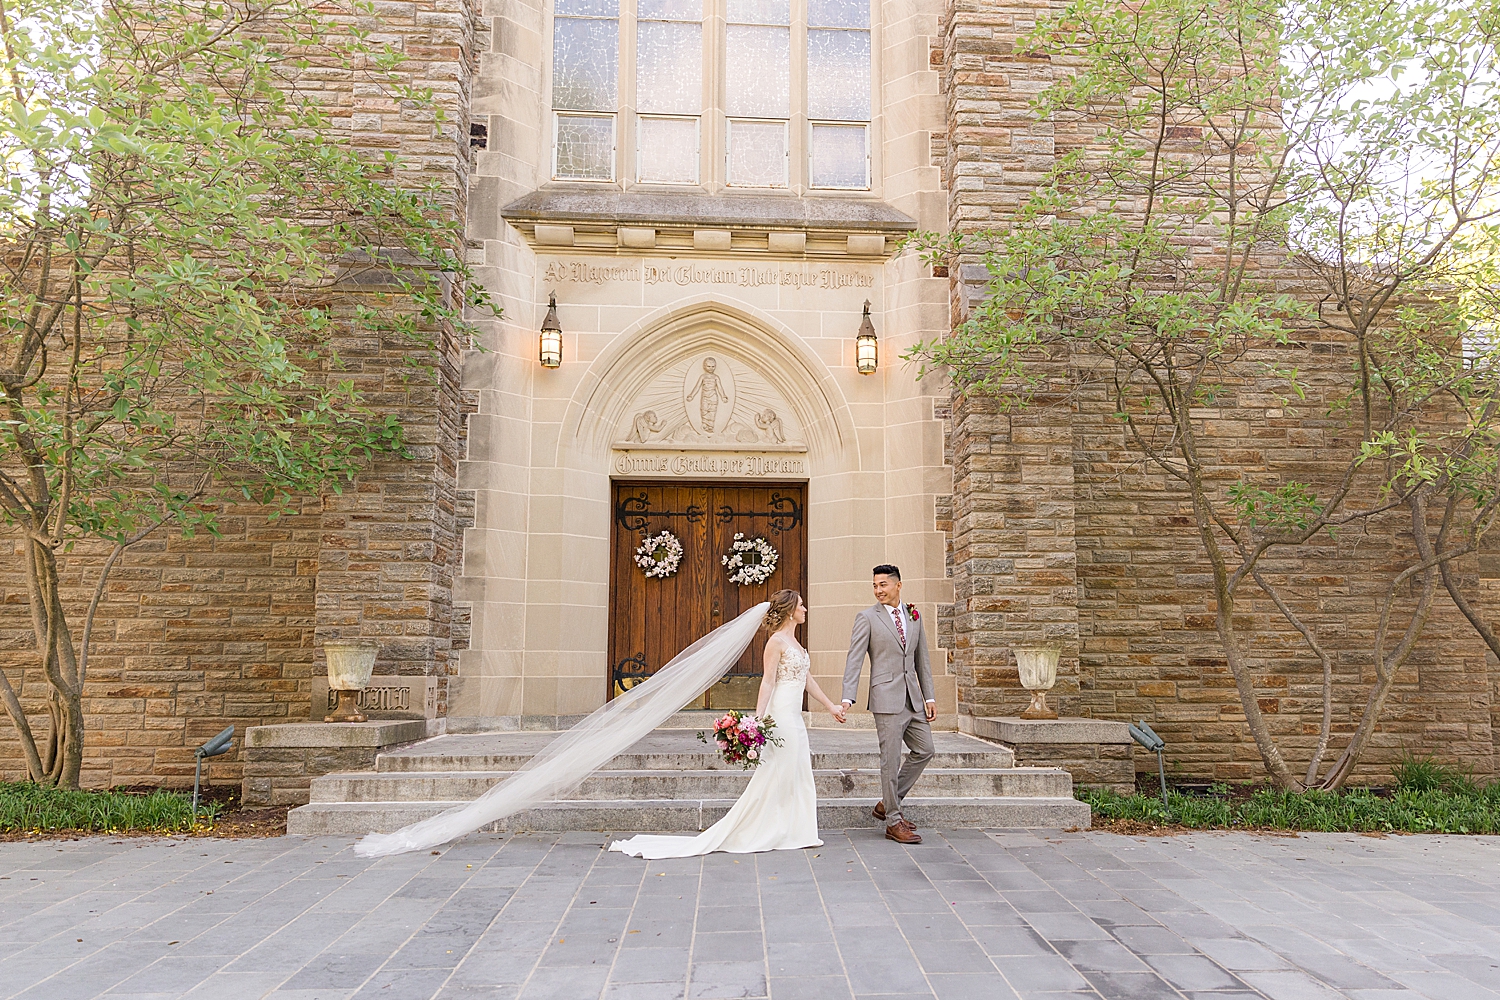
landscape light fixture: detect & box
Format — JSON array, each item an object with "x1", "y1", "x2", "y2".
[
  {"x1": 1129, "y1": 720, "x2": 1168, "y2": 802},
  {"x1": 855, "y1": 300, "x2": 878, "y2": 374},
  {"x1": 193, "y1": 725, "x2": 236, "y2": 820},
  {"x1": 539, "y1": 292, "x2": 563, "y2": 368}
]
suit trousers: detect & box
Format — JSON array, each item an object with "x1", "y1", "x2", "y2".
[{"x1": 872, "y1": 700, "x2": 934, "y2": 823}]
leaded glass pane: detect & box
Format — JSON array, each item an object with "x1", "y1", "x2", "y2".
[
  {"x1": 556, "y1": 0, "x2": 618, "y2": 15},
  {"x1": 553, "y1": 16, "x2": 618, "y2": 111},
  {"x1": 555, "y1": 114, "x2": 615, "y2": 179},
  {"x1": 725, "y1": 25, "x2": 789, "y2": 117},
  {"x1": 637, "y1": 21, "x2": 701, "y2": 114},
  {"x1": 810, "y1": 123, "x2": 867, "y2": 188},
  {"x1": 808, "y1": 0, "x2": 868, "y2": 28},
  {"x1": 638, "y1": 117, "x2": 700, "y2": 183},
  {"x1": 807, "y1": 29, "x2": 869, "y2": 120},
  {"x1": 726, "y1": 0, "x2": 789, "y2": 25},
  {"x1": 727, "y1": 119, "x2": 786, "y2": 186},
  {"x1": 639, "y1": 0, "x2": 700, "y2": 18}
]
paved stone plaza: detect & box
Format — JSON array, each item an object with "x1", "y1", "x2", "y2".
[{"x1": 1, "y1": 830, "x2": 1496, "y2": 1000}]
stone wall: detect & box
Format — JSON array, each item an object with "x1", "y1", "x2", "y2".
[
  {"x1": 937, "y1": 0, "x2": 1500, "y2": 783},
  {"x1": 0, "y1": 1, "x2": 479, "y2": 789},
  {"x1": 1, "y1": 513, "x2": 320, "y2": 788},
  {"x1": 938, "y1": 0, "x2": 1081, "y2": 722},
  {"x1": 307, "y1": 0, "x2": 480, "y2": 724}
]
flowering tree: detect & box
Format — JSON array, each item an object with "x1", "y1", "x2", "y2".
[
  {"x1": 0, "y1": 1, "x2": 490, "y2": 786},
  {"x1": 910, "y1": 0, "x2": 1500, "y2": 788}
]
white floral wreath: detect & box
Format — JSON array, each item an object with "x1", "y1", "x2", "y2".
[
  {"x1": 634, "y1": 530, "x2": 683, "y2": 579},
  {"x1": 722, "y1": 532, "x2": 779, "y2": 586}
]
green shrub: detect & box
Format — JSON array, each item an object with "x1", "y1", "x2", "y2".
[
  {"x1": 0, "y1": 782, "x2": 221, "y2": 833},
  {"x1": 1080, "y1": 781, "x2": 1500, "y2": 834},
  {"x1": 1391, "y1": 753, "x2": 1480, "y2": 796}
]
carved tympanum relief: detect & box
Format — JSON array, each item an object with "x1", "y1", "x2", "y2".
[{"x1": 615, "y1": 352, "x2": 805, "y2": 451}]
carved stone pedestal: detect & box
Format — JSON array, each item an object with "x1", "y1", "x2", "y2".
[{"x1": 962, "y1": 716, "x2": 1135, "y2": 794}]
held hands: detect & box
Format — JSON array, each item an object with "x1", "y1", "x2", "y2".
[{"x1": 829, "y1": 701, "x2": 848, "y2": 724}]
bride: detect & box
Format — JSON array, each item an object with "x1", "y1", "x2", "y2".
[
  {"x1": 352, "y1": 594, "x2": 835, "y2": 859},
  {"x1": 611, "y1": 589, "x2": 848, "y2": 860}
]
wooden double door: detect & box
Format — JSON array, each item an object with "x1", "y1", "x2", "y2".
[{"x1": 609, "y1": 482, "x2": 807, "y2": 708}]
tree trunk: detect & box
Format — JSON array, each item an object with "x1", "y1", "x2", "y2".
[
  {"x1": 1317, "y1": 494, "x2": 1440, "y2": 789},
  {"x1": 13, "y1": 537, "x2": 86, "y2": 788},
  {"x1": 1215, "y1": 598, "x2": 1301, "y2": 789},
  {"x1": 0, "y1": 661, "x2": 45, "y2": 781},
  {"x1": 1254, "y1": 570, "x2": 1334, "y2": 787}
]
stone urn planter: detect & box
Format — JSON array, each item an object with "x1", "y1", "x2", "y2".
[
  {"x1": 323, "y1": 639, "x2": 379, "y2": 723},
  {"x1": 1013, "y1": 646, "x2": 1060, "y2": 720}
]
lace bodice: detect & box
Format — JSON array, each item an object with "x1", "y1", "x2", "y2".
[{"x1": 775, "y1": 644, "x2": 810, "y2": 684}]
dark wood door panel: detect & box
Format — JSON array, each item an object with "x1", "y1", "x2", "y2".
[{"x1": 609, "y1": 481, "x2": 807, "y2": 708}]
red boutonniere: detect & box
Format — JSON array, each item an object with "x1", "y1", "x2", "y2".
[{"x1": 905, "y1": 603, "x2": 919, "y2": 621}]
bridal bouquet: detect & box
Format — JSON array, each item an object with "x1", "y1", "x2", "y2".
[{"x1": 699, "y1": 710, "x2": 783, "y2": 769}]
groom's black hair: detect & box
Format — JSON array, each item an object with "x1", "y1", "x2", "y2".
[{"x1": 872, "y1": 564, "x2": 901, "y2": 580}]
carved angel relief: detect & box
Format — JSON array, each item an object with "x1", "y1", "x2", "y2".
[{"x1": 616, "y1": 353, "x2": 805, "y2": 450}]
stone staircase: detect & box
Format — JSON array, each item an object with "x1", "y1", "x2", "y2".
[{"x1": 286, "y1": 721, "x2": 1090, "y2": 835}]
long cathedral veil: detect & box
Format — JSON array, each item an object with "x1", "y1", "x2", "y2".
[{"x1": 353, "y1": 601, "x2": 771, "y2": 857}]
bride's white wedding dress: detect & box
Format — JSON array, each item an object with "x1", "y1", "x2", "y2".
[{"x1": 610, "y1": 644, "x2": 820, "y2": 859}]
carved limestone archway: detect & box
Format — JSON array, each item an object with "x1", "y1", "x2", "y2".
[{"x1": 557, "y1": 298, "x2": 859, "y2": 475}]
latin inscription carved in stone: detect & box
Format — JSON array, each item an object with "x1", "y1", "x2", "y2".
[
  {"x1": 612, "y1": 452, "x2": 808, "y2": 478},
  {"x1": 542, "y1": 259, "x2": 874, "y2": 290}
]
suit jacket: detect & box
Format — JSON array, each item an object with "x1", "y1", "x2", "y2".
[{"x1": 843, "y1": 603, "x2": 934, "y2": 714}]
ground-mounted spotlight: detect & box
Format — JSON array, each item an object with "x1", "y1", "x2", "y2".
[
  {"x1": 1129, "y1": 720, "x2": 1168, "y2": 802},
  {"x1": 193, "y1": 725, "x2": 236, "y2": 820}
]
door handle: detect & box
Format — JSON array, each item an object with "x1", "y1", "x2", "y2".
[{"x1": 711, "y1": 599, "x2": 721, "y2": 625}]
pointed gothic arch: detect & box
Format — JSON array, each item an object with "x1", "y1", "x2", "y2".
[{"x1": 556, "y1": 297, "x2": 859, "y2": 475}]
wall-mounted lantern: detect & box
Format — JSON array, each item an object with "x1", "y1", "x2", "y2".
[
  {"x1": 855, "y1": 299, "x2": 878, "y2": 375},
  {"x1": 539, "y1": 292, "x2": 563, "y2": 368}
]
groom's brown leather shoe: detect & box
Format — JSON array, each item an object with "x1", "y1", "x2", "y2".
[
  {"x1": 885, "y1": 821, "x2": 922, "y2": 844},
  {"x1": 872, "y1": 802, "x2": 918, "y2": 829}
]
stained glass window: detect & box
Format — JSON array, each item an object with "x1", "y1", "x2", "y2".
[
  {"x1": 808, "y1": 0, "x2": 866, "y2": 28},
  {"x1": 807, "y1": 0, "x2": 869, "y2": 189},
  {"x1": 809, "y1": 123, "x2": 867, "y2": 188},
  {"x1": 636, "y1": 0, "x2": 701, "y2": 183},
  {"x1": 807, "y1": 29, "x2": 870, "y2": 120},
  {"x1": 547, "y1": 0, "x2": 873, "y2": 189},
  {"x1": 555, "y1": 114, "x2": 616, "y2": 180},
  {"x1": 728, "y1": 119, "x2": 788, "y2": 187},
  {"x1": 725, "y1": 0, "x2": 789, "y2": 185},
  {"x1": 553, "y1": 0, "x2": 618, "y2": 179},
  {"x1": 639, "y1": 117, "x2": 701, "y2": 184}
]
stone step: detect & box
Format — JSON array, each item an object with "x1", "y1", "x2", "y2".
[
  {"x1": 373, "y1": 731, "x2": 1017, "y2": 773},
  {"x1": 286, "y1": 795, "x2": 1090, "y2": 836},
  {"x1": 308, "y1": 766, "x2": 1072, "y2": 803},
  {"x1": 376, "y1": 749, "x2": 1016, "y2": 773}
]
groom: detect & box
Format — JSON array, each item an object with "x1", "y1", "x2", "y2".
[{"x1": 843, "y1": 565, "x2": 935, "y2": 844}]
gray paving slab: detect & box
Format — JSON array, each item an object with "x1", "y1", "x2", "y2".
[{"x1": 1, "y1": 830, "x2": 1497, "y2": 999}]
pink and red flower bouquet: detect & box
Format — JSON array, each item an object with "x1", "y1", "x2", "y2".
[{"x1": 697, "y1": 709, "x2": 783, "y2": 769}]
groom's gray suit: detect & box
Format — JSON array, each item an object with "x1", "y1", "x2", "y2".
[{"x1": 843, "y1": 603, "x2": 935, "y2": 824}]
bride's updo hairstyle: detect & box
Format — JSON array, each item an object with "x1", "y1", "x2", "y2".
[{"x1": 762, "y1": 589, "x2": 802, "y2": 633}]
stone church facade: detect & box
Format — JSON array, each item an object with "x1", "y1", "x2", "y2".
[{"x1": 3, "y1": 0, "x2": 1497, "y2": 788}]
